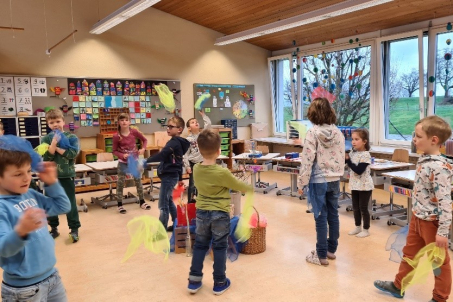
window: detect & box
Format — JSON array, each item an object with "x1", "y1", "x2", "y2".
[
  {"x1": 380, "y1": 35, "x2": 426, "y2": 142},
  {"x1": 300, "y1": 45, "x2": 371, "y2": 128},
  {"x1": 434, "y1": 31, "x2": 453, "y2": 125},
  {"x1": 269, "y1": 56, "x2": 295, "y2": 134}
]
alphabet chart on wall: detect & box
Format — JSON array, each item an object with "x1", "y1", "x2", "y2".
[{"x1": 0, "y1": 77, "x2": 16, "y2": 116}]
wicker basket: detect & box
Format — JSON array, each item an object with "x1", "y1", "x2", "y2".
[{"x1": 241, "y1": 207, "x2": 266, "y2": 255}]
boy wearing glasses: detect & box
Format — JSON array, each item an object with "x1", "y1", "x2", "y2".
[{"x1": 145, "y1": 117, "x2": 190, "y2": 231}]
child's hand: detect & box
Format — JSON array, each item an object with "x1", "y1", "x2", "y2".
[
  {"x1": 186, "y1": 167, "x2": 192, "y2": 174},
  {"x1": 436, "y1": 235, "x2": 448, "y2": 249},
  {"x1": 15, "y1": 208, "x2": 46, "y2": 237},
  {"x1": 37, "y1": 162, "x2": 57, "y2": 185},
  {"x1": 345, "y1": 153, "x2": 350, "y2": 160},
  {"x1": 178, "y1": 181, "x2": 184, "y2": 187},
  {"x1": 123, "y1": 154, "x2": 129, "y2": 160},
  {"x1": 51, "y1": 136, "x2": 58, "y2": 146},
  {"x1": 198, "y1": 110, "x2": 205, "y2": 116},
  {"x1": 138, "y1": 148, "x2": 145, "y2": 156}
]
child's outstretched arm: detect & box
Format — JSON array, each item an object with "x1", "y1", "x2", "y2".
[
  {"x1": 200, "y1": 111, "x2": 212, "y2": 130},
  {"x1": 433, "y1": 164, "x2": 452, "y2": 248},
  {"x1": 222, "y1": 170, "x2": 253, "y2": 193},
  {"x1": 146, "y1": 145, "x2": 172, "y2": 163}
]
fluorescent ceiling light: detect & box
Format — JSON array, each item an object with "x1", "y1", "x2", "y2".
[
  {"x1": 90, "y1": 0, "x2": 161, "y2": 34},
  {"x1": 215, "y1": 0, "x2": 394, "y2": 45}
]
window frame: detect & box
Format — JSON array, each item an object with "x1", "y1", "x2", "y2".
[{"x1": 375, "y1": 30, "x2": 425, "y2": 147}]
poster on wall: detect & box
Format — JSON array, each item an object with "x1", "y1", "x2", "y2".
[
  {"x1": 14, "y1": 77, "x2": 31, "y2": 97},
  {"x1": 0, "y1": 76, "x2": 16, "y2": 116},
  {"x1": 31, "y1": 77, "x2": 47, "y2": 96},
  {"x1": 16, "y1": 96, "x2": 33, "y2": 115}
]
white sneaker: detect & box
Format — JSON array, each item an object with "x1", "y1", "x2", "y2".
[
  {"x1": 348, "y1": 226, "x2": 362, "y2": 235},
  {"x1": 356, "y1": 229, "x2": 370, "y2": 238}
]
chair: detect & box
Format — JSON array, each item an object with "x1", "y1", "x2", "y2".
[
  {"x1": 97, "y1": 152, "x2": 114, "y2": 162},
  {"x1": 392, "y1": 149, "x2": 409, "y2": 163}
]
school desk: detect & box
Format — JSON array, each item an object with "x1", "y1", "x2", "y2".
[
  {"x1": 272, "y1": 156, "x2": 303, "y2": 198},
  {"x1": 74, "y1": 164, "x2": 93, "y2": 212}
]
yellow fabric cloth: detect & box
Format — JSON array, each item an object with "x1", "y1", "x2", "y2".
[
  {"x1": 234, "y1": 192, "x2": 254, "y2": 243},
  {"x1": 122, "y1": 216, "x2": 169, "y2": 263},
  {"x1": 400, "y1": 242, "x2": 446, "y2": 295},
  {"x1": 155, "y1": 84, "x2": 176, "y2": 113},
  {"x1": 34, "y1": 143, "x2": 49, "y2": 156}
]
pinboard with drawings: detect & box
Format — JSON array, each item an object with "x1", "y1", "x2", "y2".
[
  {"x1": 30, "y1": 77, "x2": 181, "y2": 137},
  {"x1": 193, "y1": 83, "x2": 255, "y2": 127}
]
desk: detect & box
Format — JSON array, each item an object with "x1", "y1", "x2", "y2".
[
  {"x1": 85, "y1": 161, "x2": 138, "y2": 209},
  {"x1": 232, "y1": 153, "x2": 280, "y2": 194},
  {"x1": 272, "y1": 156, "x2": 303, "y2": 199},
  {"x1": 254, "y1": 137, "x2": 302, "y2": 154},
  {"x1": 74, "y1": 164, "x2": 93, "y2": 213}
]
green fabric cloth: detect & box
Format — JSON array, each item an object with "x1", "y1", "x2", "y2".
[
  {"x1": 42, "y1": 131, "x2": 79, "y2": 178},
  {"x1": 47, "y1": 178, "x2": 80, "y2": 231},
  {"x1": 194, "y1": 164, "x2": 252, "y2": 213}
]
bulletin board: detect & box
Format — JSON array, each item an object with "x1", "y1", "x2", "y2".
[
  {"x1": 0, "y1": 75, "x2": 181, "y2": 137},
  {"x1": 193, "y1": 83, "x2": 255, "y2": 127}
]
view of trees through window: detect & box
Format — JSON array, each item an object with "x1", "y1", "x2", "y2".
[
  {"x1": 435, "y1": 31, "x2": 453, "y2": 126},
  {"x1": 300, "y1": 45, "x2": 371, "y2": 128}
]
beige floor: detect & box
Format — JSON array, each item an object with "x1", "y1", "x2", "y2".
[{"x1": 2, "y1": 171, "x2": 451, "y2": 302}]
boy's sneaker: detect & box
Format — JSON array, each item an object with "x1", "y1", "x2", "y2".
[
  {"x1": 348, "y1": 226, "x2": 362, "y2": 235},
  {"x1": 187, "y1": 281, "x2": 202, "y2": 294},
  {"x1": 374, "y1": 280, "x2": 404, "y2": 298},
  {"x1": 356, "y1": 229, "x2": 370, "y2": 238},
  {"x1": 49, "y1": 227, "x2": 60, "y2": 239},
  {"x1": 69, "y1": 230, "x2": 79, "y2": 243},
  {"x1": 213, "y1": 278, "x2": 231, "y2": 295}
]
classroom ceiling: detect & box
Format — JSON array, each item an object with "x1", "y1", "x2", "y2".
[{"x1": 154, "y1": 0, "x2": 453, "y2": 51}]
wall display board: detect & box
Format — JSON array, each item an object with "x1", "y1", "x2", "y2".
[
  {"x1": 0, "y1": 75, "x2": 181, "y2": 138},
  {"x1": 193, "y1": 83, "x2": 255, "y2": 127}
]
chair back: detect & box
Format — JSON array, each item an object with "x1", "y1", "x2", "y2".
[
  {"x1": 392, "y1": 149, "x2": 409, "y2": 163},
  {"x1": 97, "y1": 152, "x2": 114, "y2": 162}
]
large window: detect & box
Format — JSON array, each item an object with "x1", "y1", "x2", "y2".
[
  {"x1": 269, "y1": 56, "x2": 294, "y2": 134},
  {"x1": 381, "y1": 35, "x2": 426, "y2": 142},
  {"x1": 301, "y1": 46, "x2": 371, "y2": 128},
  {"x1": 434, "y1": 31, "x2": 453, "y2": 125}
]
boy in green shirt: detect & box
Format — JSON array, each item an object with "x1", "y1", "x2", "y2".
[
  {"x1": 188, "y1": 129, "x2": 252, "y2": 296},
  {"x1": 41, "y1": 109, "x2": 81, "y2": 243}
]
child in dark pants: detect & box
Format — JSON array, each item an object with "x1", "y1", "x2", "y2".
[
  {"x1": 146, "y1": 116, "x2": 190, "y2": 231},
  {"x1": 41, "y1": 109, "x2": 81, "y2": 243},
  {"x1": 187, "y1": 129, "x2": 252, "y2": 296},
  {"x1": 375, "y1": 116, "x2": 452, "y2": 302},
  {"x1": 345, "y1": 129, "x2": 374, "y2": 238}
]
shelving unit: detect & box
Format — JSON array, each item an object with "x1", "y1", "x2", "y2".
[
  {"x1": 78, "y1": 148, "x2": 105, "y2": 164},
  {"x1": 99, "y1": 108, "x2": 129, "y2": 134},
  {"x1": 211, "y1": 128, "x2": 233, "y2": 169},
  {"x1": 0, "y1": 117, "x2": 17, "y2": 135}
]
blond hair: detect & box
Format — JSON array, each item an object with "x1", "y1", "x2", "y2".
[
  {"x1": 416, "y1": 116, "x2": 452, "y2": 145},
  {"x1": 45, "y1": 108, "x2": 64, "y2": 121}
]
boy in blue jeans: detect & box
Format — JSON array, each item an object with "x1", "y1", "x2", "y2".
[
  {"x1": 0, "y1": 144, "x2": 71, "y2": 301},
  {"x1": 188, "y1": 129, "x2": 252, "y2": 295},
  {"x1": 146, "y1": 116, "x2": 190, "y2": 231}
]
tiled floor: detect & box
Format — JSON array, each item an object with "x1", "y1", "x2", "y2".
[{"x1": 1, "y1": 171, "x2": 450, "y2": 301}]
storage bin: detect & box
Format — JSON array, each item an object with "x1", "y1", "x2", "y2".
[
  {"x1": 221, "y1": 138, "x2": 230, "y2": 144},
  {"x1": 105, "y1": 138, "x2": 113, "y2": 145},
  {"x1": 219, "y1": 132, "x2": 229, "y2": 138},
  {"x1": 105, "y1": 146, "x2": 113, "y2": 152},
  {"x1": 221, "y1": 151, "x2": 230, "y2": 156},
  {"x1": 86, "y1": 154, "x2": 97, "y2": 162},
  {"x1": 220, "y1": 144, "x2": 230, "y2": 151}
]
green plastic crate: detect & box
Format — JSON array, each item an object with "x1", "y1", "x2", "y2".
[
  {"x1": 221, "y1": 138, "x2": 230, "y2": 144},
  {"x1": 219, "y1": 132, "x2": 229, "y2": 138},
  {"x1": 105, "y1": 138, "x2": 113, "y2": 145},
  {"x1": 220, "y1": 144, "x2": 230, "y2": 151},
  {"x1": 86, "y1": 154, "x2": 97, "y2": 162},
  {"x1": 105, "y1": 146, "x2": 113, "y2": 152},
  {"x1": 221, "y1": 151, "x2": 230, "y2": 156}
]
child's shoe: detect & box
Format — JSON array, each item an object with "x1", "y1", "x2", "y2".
[
  {"x1": 187, "y1": 280, "x2": 202, "y2": 294},
  {"x1": 306, "y1": 251, "x2": 329, "y2": 266},
  {"x1": 213, "y1": 278, "x2": 231, "y2": 295},
  {"x1": 69, "y1": 230, "x2": 79, "y2": 243},
  {"x1": 374, "y1": 280, "x2": 404, "y2": 298},
  {"x1": 356, "y1": 229, "x2": 370, "y2": 238},
  {"x1": 49, "y1": 227, "x2": 60, "y2": 239},
  {"x1": 348, "y1": 226, "x2": 362, "y2": 235}
]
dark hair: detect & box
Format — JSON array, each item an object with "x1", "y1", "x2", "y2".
[
  {"x1": 352, "y1": 128, "x2": 370, "y2": 151},
  {"x1": 416, "y1": 116, "x2": 452, "y2": 145},
  {"x1": 0, "y1": 149, "x2": 31, "y2": 177},
  {"x1": 186, "y1": 118, "x2": 197, "y2": 129},
  {"x1": 169, "y1": 116, "x2": 185, "y2": 132},
  {"x1": 307, "y1": 98, "x2": 337, "y2": 125},
  {"x1": 197, "y1": 129, "x2": 221, "y2": 158}
]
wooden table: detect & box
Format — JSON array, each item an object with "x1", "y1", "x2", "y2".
[
  {"x1": 85, "y1": 161, "x2": 138, "y2": 209},
  {"x1": 232, "y1": 152, "x2": 280, "y2": 194}
]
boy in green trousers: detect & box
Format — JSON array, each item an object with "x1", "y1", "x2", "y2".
[{"x1": 41, "y1": 109, "x2": 81, "y2": 243}]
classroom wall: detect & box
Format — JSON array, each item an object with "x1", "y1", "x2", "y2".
[{"x1": 0, "y1": 0, "x2": 271, "y2": 145}]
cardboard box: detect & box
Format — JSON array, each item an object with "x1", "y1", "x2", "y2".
[{"x1": 251, "y1": 123, "x2": 269, "y2": 139}]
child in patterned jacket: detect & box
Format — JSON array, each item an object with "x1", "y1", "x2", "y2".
[{"x1": 375, "y1": 116, "x2": 452, "y2": 302}]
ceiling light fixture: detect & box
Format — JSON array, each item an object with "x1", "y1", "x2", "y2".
[
  {"x1": 215, "y1": 0, "x2": 394, "y2": 45},
  {"x1": 90, "y1": 0, "x2": 161, "y2": 34}
]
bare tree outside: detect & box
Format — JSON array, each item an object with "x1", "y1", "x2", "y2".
[
  {"x1": 436, "y1": 47, "x2": 453, "y2": 99},
  {"x1": 401, "y1": 69, "x2": 420, "y2": 97}
]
